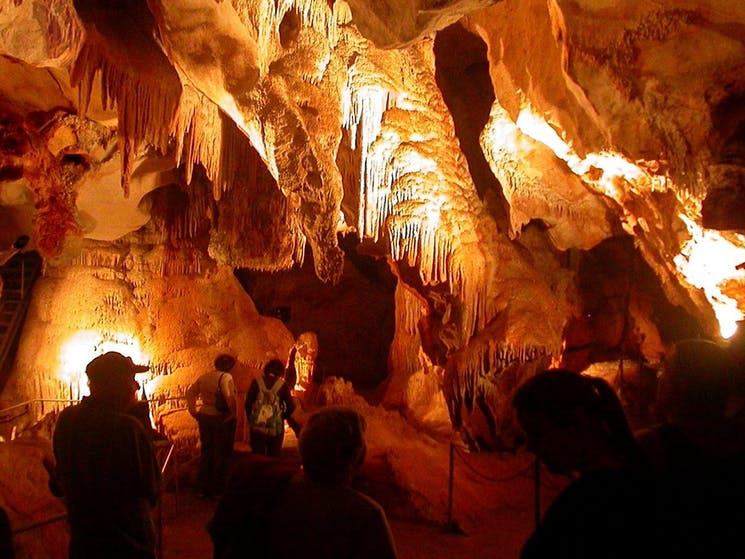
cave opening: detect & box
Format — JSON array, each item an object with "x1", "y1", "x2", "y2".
[
  {"x1": 234, "y1": 233, "x2": 396, "y2": 400},
  {"x1": 562, "y1": 235, "x2": 707, "y2": 373},
  {"x1": 433, "y1": 22, "x2": 510, "y2": 227}
]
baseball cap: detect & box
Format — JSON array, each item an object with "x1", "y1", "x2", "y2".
[{"x1": 85, "y1": 351, "x2": 149, "y2": 385}]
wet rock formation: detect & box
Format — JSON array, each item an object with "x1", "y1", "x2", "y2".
[{"x1": 1, "y1": 0, "x2": 744, "y2": 453}]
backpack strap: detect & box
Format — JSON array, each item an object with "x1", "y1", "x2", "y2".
[
  {"x1": 269, "y1": 378, "x2": 284, "y2": 395},
  {"x1": 256, "y1": 376, "x2": 267, "y2": 392}
]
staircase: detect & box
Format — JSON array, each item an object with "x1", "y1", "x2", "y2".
[{"x1": 0, "y1": 251, "x2": 42, "y2": 389}]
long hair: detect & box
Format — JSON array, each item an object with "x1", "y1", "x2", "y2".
[{"x1": 514, "y1": 369, "x2": 646, "y2": 469}]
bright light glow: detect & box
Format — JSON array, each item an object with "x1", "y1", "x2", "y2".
[
  {"x1": 58, "y1": 331, "x2": 150, "y2": 400},
  {"x1": 516, "y1": 106, "x2": 647, "y2": 197},
  {"x1": 513, "y1": 104, "x2": 745, "y2": 338},
  {"x1": 674, "y1": 215, "x2": 745, "y2": 339},
  {"x1": 515, "y1": 109, "x2": 574, "y2": 162}
]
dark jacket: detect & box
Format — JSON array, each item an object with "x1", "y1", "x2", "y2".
[{"x1": 53, "y1": 397, "x2": 160, "y2": 559}]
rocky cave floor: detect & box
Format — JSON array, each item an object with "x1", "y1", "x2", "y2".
[{"x1": 160, "y1": 433, "x2": 564, "y2": 559}]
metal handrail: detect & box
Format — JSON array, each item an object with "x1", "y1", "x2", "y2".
[
  {"x1": 0, "y1": 252, "x2": 42, "y2": 375},
  {"x1": 156, "y1": 442, "x2": 176, "y2": 559},
  {"x1": 160, "y1": 443, "x2": 175, "y2": 476},
  {"x1": 11, "y1": 513, "x2": 67, "y2": 535},
  {"x1": 1, "y1": 390, "x2": 252, "y2": 417},
  {"x1": 0, "y1": 398, "x2": 78, "y2": 418}
]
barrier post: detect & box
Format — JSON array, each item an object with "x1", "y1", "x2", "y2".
[
  {"x1": 534, "y1": 458, "x2": 541, "y2": 529},
  {"x1": 447, "y1": 441, "x2": 454, "y2": 529}
]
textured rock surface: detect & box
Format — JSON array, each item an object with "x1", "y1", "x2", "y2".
[
  {"x1": 0, "y1": 438, "x2": 67, "y2": 559},
  {"x1": 1, "y1": 0, "x2": 744, "y2": 450}
]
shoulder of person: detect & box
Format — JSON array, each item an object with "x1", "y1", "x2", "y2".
[
  {"x1": 116, "y1": 408, "x2": 153, "y2": 432},
  {"x1": 198, "y1": 370, "x2": 222, "y2": 384},
  {"x1": 55, "y1": 403, "x2": 80, "y2": 427}
]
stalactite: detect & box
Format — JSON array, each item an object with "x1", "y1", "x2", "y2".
[
  {"x1": 172, "y1": 87, "x2": 223, "y2": 191},
  {"x1": 340, "y1": 59, "x2": 503, "y2": 349},
  {"x1": 273, "y1": 0, "x2": 347, "y2": 47},
  {"x1": 143, "y1": 245, "x2": 212, "y2": 278},
  {"x1": 172, "y1": 85, "x2": 277, "y2": 220},
  {"x1": 46, "y1": 0, "x2": 86, "y2": 66},
  {"x1": 235, "y1": 0, "x2": 348, "y2": 77},
  {"x1": 148, "y1": 362, "x2": 173, "y2": 377},
  {"x1": 445, "y1": 331, "x2": 554, "y2": 449},
  {"x1": 211, "y1": 164, "x2": 305, "y2": 271},
  {"x1": 341, "y1": 81, "x2": 398, "y2": 238},
  {"x1": 70, "y1": 247, "x2": 127, "y2": 270},
  {"x1": 71, "y1": 36, "x2": 181, "y2": 196}
]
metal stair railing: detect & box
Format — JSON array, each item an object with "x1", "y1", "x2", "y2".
[{"x1": 0, "y1": 252, "x2": 43, "y2": 383}]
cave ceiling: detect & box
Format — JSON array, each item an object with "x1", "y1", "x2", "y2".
[{"x1": 1, "y1": 0, "x2": 745, "y2": 415}]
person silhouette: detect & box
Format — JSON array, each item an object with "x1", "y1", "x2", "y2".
[
  {"x1": 636, "y1": 339, "x2": 745, "y2": 559},
  {"x1": 187, "y1": 353, "x2": 238, "y2": 498},
  {"x1": 513, "y1": 369, "x2": 653, "y2": 559},
  {"x1": 52, "y1": 352, "x2": 160, "y2": 559},
  {"x1": 0, "y1": 506, "x2": 13, "y2": 559},
  {"x1": 209, "y1": 406, "x2": 397, "y2": 559},
  {"x1": 245, "y1": 359, "x2": 295, "y2": 457}
]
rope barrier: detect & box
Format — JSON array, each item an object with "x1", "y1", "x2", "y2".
[
  {"x1": 451, "y1": 445, "x2": 535, "y2": 483},
  {"x1": 446, "y1": 441, "x2": 571, "y2": 533}
]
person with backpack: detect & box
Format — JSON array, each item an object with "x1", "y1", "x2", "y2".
[
  {"x1": 187, "y1": 354, "x2": 238, "y2": 498},
  {"x1": 245, "y1": 359, "x2": 295, "y2": 457}
]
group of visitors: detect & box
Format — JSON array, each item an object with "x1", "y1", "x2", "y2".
[
  {"x1": 47, "y1": 348, "x2": 395, "y2": 559},
  {"x1": 41, "y1": 333, "x2": 744, "y2": 559},
  {"x1": 186, "y1": 355, "x2": 296, "y2": 499}
]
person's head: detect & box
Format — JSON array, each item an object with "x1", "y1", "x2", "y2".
[
  {"x1": 263, "y1": 359, "x2": 284, "y2": 378},
  {"x1": 214, "y1": 353, "x2": 236, "y2": 372},
  {"x1": 298, "y1": 406, "x2": 367, "y2": 484},
  {"x1": 513, "y1": 369, "x2": 641, "y2": 475},
  {"x1": 85, "y1": 351, "x2": 149, "y2": 409},
  {"x1": 658, "y1": 339, "x2": 739, "y2": 423}
]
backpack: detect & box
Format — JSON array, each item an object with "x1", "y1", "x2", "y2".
[
  {"x1": 250, "y1": 377, "x2": 285, "y2": 436},
  {"x1": 215, "y1": 373, "x2": 230, "y2": 415}
]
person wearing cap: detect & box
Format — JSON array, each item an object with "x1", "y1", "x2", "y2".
[
  {"x1": 52, "y1": 351, "x2": 160, "y2": 559},
  {"x1": 187, "y1": 353, "x2": 238, "y2": 498}
]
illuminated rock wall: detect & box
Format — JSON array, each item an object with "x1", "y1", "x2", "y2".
[
  {"x1": 1, "y1": 0, "x2": 744, "y2": 450},
  {"x1": 0, "y1": 438, "x2": 67, "y2": 559},
  {"x1": 3, "y1": 243, "x2": 293, "y2": 445}
]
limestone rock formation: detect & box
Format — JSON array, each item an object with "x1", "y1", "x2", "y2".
[{"x1": 1, "y1": 0, "x2": 744, "y2": 451}]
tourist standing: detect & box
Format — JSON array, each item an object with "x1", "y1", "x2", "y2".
[{"x1": 187, "y1": 354, "x2": 238, "y2": 498}]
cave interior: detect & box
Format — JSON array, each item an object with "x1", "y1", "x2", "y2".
[{"x1": 1, "y1": 0, "x2": 745, "y2": 553}]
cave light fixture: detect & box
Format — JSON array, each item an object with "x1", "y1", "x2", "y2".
[
  {"x1": 674, "y1": 215, "x2": 745, "y2": 339},
  {"x1": 58, "y1": 330, "x2": 150, "y2": 400}
]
